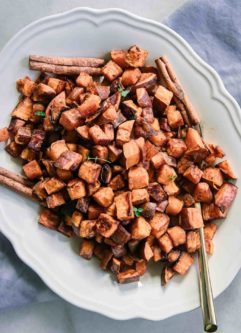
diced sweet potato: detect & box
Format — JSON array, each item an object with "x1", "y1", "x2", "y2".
[
  {"x1": 181, "y1": 207, "x2": 204, "y2": 230},
  {"x1": 128, "y1": 166, "x2": 149, "y2": 190},
  {"x1": 167, "y1": 226, "x2": 186, "y2": 247},
  {"x1": 23, "y1": 160, "x2": 42, "y2": 180},
  {"x1": 100, "y1": 249, "x2": 113, "y2": 270},
  {"x1": 153, "y1": 85, "x2": 173, "y2": 113},
  {"x1": 110, "y1": 49, "x2": 128, "y2": 68},
  {"x1": 71, "y1": 210, "x2": 83, "y2": 229},
  {"x1": 56, "y1": 169, "x2": 72, "y2": 181},
  {"x1": 117, "y1": 269, "x2": 140, "y2": 284},
  {"x1": 33, "y1": 180, "x2": 48, "y2": 200},
  {"x1": 38, "y1": 209, "x2": 60, "y2": 230},
  {"x1": 205, "y1": 239, "x2": 214, "y2": 255},
  {"x1": 96, "y1": 213, "x2": 119, "y2": 237},
  {"x1": 8, "y1": 118, "x2": 25, "y2": 134},
  {"x1": 131, "y1": 216, "x2": 151, "y2": 240},
  {"x1": 87, "y1": 181, "x2": 100, "y2": 196},
  {"x1": 152, "y1": 246, "x2": 163, "y2": 262},
  {"x1": 125, "y1": 45, "x2": 148, "y2": 67},
  {"x1": 0, "y1": 127, "x2": 9, "y2": 142},
  {"x1": 11, "y1": 97, "x2": 33, "y2": 121},
  {"x1": 46, "y1": 192, "x2": 65, "y2": 208},
  {"x1": 17, "y1": 76, "x2": 36, "y2": 97},
  {"x1": 59, "y1": 108, "x2": 83, "y2": 131},
  {"x1": 166, "y1": 105, "x2": 184, "y2": 129},
  {"x1": 80, "y1": 240, "x2": 95, "y2": 260},
  {"x1": 109, "y1": 174, "x2": 125, "y2": 191},
  {"x1": 5, "y1": 141, "x2": 22, "y2": 157},
  {"x1": 76, "y1": 72, "x2": 93, "y2": 87},
  {"x1": 111, "y1": 225, "x2": 131, "y2": 245},
  {"x1": 115, "y1": 191, "x2": 134, "y2": 221},
  {"x1": 167, "y1": 250, "x2": 181, "y2": 263},
  {"x1": 116, "y1": 120, "x2": 135, "y2": 146},
  {"x1": 182, "y1": 193, "x2": 195, "y2": 207},
  {"x1": 102, "y1": 60, "x2": 123, "y2": 81},
  {"x1": 78, "y1": 161, "x2": 101, "y2": 184},
  {"x1": 135, "y1": 72, "x2": 157, "y2": 91},
  {"x1": 217, "y1": 160, "x2": 236, "y2": 179},
  {"x1": 194, "y1": 182, "x2": 213, "y2": 203},
  {"x1": 214, "y1": 183, "x2": 238, "y2": 211},
  {"x1": 96, "y1": 85, "x2": 110, "y2": 101},
  {"x1": 202, "y1": 167, "x2": 224, "y2": 188},
  {"x1": 122, "y1": 100, "x2": 141, "y2": 120},
  {"x1": 93, "y1": 187, "x2": 114, "y2": 207},
  {"x1": 173, "y1": 252, "x2": 194, "y2": 275},
  {"x1": 76, "y1": 197, "x2": 90, "y2": 214},
  {"x1": 123, "y1": 140, "x2": 140, "y2": 169},
  {"x1": 47, "y1": 77, "x2": 65, "y2": 94},
  {"x1": 185, "y1": 128, "x2": 208, "y2": 162},
  {"x1": 150, "y1": 213, "x2": 170, "y2": 238},
  {"x1": 111, "y1": 245, "x2": 127, "y2": 258},
  {"x1": 158, "y1": 233, "x2": 173, "y2": 253},
  {"x1": 78, "y1": 94, "x2": 101, "y2": 119},
  {"x1": 43, "y1": 177, "x2": 65, "y2": 195},
  {"x1": 131, "y1": 189, "x2": 149, "y2": 205},
  {"x1": 151, "y1": 151, "x2": 176, "y2": 169},
  {"x1": 204, "y1": 223, "x2": 217, "y2": 240},
  {"x1": 177, "y1": 157, "x2": 193, "y2": 174},
  {"x1": 186, "y1": 231, "x2": 200, "y2": 253},
  {"x1": 148, "y1": 183, "x2": 167, "y2": 202},
  {"x1": 47, "y1": 140, "x2": 69, "y2": 161},
  {"x1": 54, "y1": 151, "x2": 82, "y2": 171},
  {"x1": 183, "y1": 165, "x2": 203, "y2": 184},
  {"x1": 28, "y1": 129, "x2": 45, "y2": 152},
  {"x1": 136, "y1": 88, "x2": 152, "y2": 108},
  {"x1": 45, "y1": 91, "x2": 66, "y2": 124},
  {"x1": 140, "y1": 241, "x2": 154, "y2": 261},
  {"x1": 135, "y1": 259, "x2": 147, "y2": 276},
  {"x1": 32, "y1": 83, "x2": 56, "y2": 102},
  {"x1": 149, "y1": 129, "x2": 167, "y2": 147},
  {"x1": 15, "y1": 126, "x2": 32, "y2": 145},
  {"x1": 97, "y1": 106, "x2": 117, "y2": 125},
  {"x1": 121, "y1": 68, "x2": 141, "y2": 86},
  {"x1": 162, "y1": 266, "x2": 175, "y2": 285},
  {"x1": 157, "y1": 165, "x2": 177, "y2": 185},
  {"x1": 205, "y1": 143, "x2": 225, "y2": 165},
  {"x1": 87, "y1": 203, "x2": 105, "y2": 219},
  {"x1": 89, "y1": 125, "x2": 112, "y2": 145},
  {"x1": 142, "y1": 107, "x2": 154, "y2": 124},
  {"x1": 144, "y1": 140, "x2": 159, "y2": 161},
  {"x1": 58, "y1": 222, "x2": 73, "y2": 237},
  {"x1": 79, "y1": 220, "x2": 96, "y2": 238},
  {"x1": 67, "y1": 179, "x2": 86, "y2": 200},
  {"x1": 111, "y1": 257, "x2": 122, "y2": 273},
  {"x1": 163, "y1": 182, "x2": 180, "y2": 196},
  {"x1": 167, "y1": 139, "x2": 187, "y2": 158},
  {"x1": 202, "y1": 203, "x2": 227, "y2": 221},
  {"x1": 166, "y1": 196, "x2": 183, "y2": 215}
]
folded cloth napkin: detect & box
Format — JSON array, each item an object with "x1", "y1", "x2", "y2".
[{"x1": 0, "y1": 0, "x2": 240, "y2": 310}]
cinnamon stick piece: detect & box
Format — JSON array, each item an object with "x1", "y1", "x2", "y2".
[
  {"x1": 30, "y1": 55, "x2": 104, "y2": 67},
  {"x1": 0, "y1": 167, "x2": 33, "y2": 187},
  {"x1": 155, "y1": 56, "x2": 200, "y2": 125},
  {"x1": 0, "y1": 174, "x2": 33, "y2": 198},
  {"x1": 29, "y1": 61, "x2": 103, "y2": 76}
]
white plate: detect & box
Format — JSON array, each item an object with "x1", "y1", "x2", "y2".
[{"x1": 0, "y1": 7, "x2": 240, "y2": 321}]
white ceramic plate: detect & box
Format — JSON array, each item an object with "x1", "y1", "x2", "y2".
[{"x1": 0, "y1": 7, "x2": 240, "y2": 321}]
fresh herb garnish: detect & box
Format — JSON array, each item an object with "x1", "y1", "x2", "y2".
[
  {"x1": 34, "y1": 111, "x2": 45, "y2": 117},
  {"x1": 168, "y1": 175, "x2": 177, "y2": 182},
  {"x1": 87, "y1": 156, "x2": 111, "y2": 164},
  {"x1": 118, "y1": 84, "x2": 131, "y2": 98},
  {"x1": 133, "y1": 206, "x2": 144, "y2": 217}
]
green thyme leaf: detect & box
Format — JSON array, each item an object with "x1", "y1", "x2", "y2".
[
  {"x1": 34, "y1": 111, "x2": 45, "y2": 117},
  {"x1": 87, "y1": 156, "x2": 111, "y2": 164},
  {"x1": 133, "y1": 206, "x2": 144, "y2": 217},
  {"x1": 118, "y1": 85, "x2": 131, "y2": 98}
]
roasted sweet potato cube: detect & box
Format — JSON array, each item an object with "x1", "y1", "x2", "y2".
[
  {"x1": 181, "y1": 207, "x2": 204, "y2": 230},
  {"x1": 162, "y1": 266, "x2": 175, "y2": 285},
  {"x1": 158, "y1": 233, "x2": 173, "y2": 253},
  {"x1": 8, "y1": 118, "x2": 25, "y2": 134},
  {"x1": 122, "y1": 100, "x2": 141, "y2": 120},
  {"x1": 87, "y1": 203, "x2": 105, "y2": 219},
  {"x1": 11, "y1": 97, "x2": 33, "y2": 121},
  {"x1": 148, "y1": 183, "x2": 167, "y2": 202},
  {"x1": 166, "y1": 105, "x2": 184, "y2": 129},
  {"x1": 217, "y1": 160, "x2": 236, "y2": 179},
  {"x1": 163, "y1": 182, "x2": 180, "y2": 196},
  {"x1": 95, "y1": 85, "x2": 110, "y2": 101},
  {"x1": 205, "y1": 239, "x2": 214, "y2": 255},
  {"x1": 79, "y1": 220, "x2": 96, "y2": 238},
  {"x1": 5, "y1": 141, "x2": 22, "y2": 157},
  {"x1": 117, "y1": 269, "x2": 140, "y2": 284},
  {"x1": 186, "y1": 231, "x2": 200, "y2": 253},
  {"x1": 78, "y1": 161, "x2": 101, "y2": 184},
  {"x1": 15, "y1": 126, "x2": 32, "y2": 145},
  {"x1": 121, "y1": 68, "x2": 141, "y2": 86},
  {"x1": 57, "y1": 222, "x2": 74, "y2": 237},
  {"x1": 96, "y1": 213, "x2": 119, "y2": 238},
  {"x1": 185, "y1": 128, "x2": 208, "y2": 162},
  {"x1": 131, "y1": 216, "x2": 151, "y2": 240},
  {"x1": 32, "y1": 83, "x2": 56, "y2": 102},
  {"x1": 151, "y1": 151, "x2": 176, "y2": 169},
  {"x1": 67, "y1": 179, "x2": 86, "y2": 200},
  {"x1": 149, "y1": 130, "x2": 167, "y2": 147},
  {"x1": 177, "y1": 157, "x2": 193, "y2": 174},
  {"x1": 173, "y1": 252, "x2": 194, "y2": 275},
  {"x1": 76, "y1": 197, "x2": 90, "y2": 214},
  {"x1": 109, "y1": 175, "x2": 125, "y2": 191},
  {"x1": 93, "y1": 187, "x2": 114, "y2": 208},
  {"x1": 111, "y1": 257, "x2": 122, "y2": 273},
  {"x1": 182, "y1": 193, "x2": 195, "y2": 207},
  {"x1": 98, "y1": 105, "x2": 117, "y2": 125},
  {"x1": 17, "y1": 76, "x2": 36, "y2": 97},
  {"x1": 150, "y1": 213, "x2": 170, "y2": 239},
  {"x1": 0, "y1": 127, "x2": 9, "y2": 142},
  {"x1": 152, "y1": 246, "x2": 163, "y2": 262},
  {"x1": 47, "y1": 77, "x2": 65, "y2": 94},
  {"x1": 28, "y1": 129, "x2": 45, "y2": 152},
  {"x1": 204, "y1": 223, "x2": 217, "y2": 240},
  {"x1": 79, "y1": 240, "x2": 95, "y2": 260},
  {"x1": 116, "y1": 120, "x2": 135, "y2": 146},
  {"x1": 43, "y1": 177, "x2": 65, "y2": 195},
  {"x1": 66, "y1": 87, "x2": 84, "y2": 104},
  {"x1": 89, "y1": 125, "x2": 111, "y2": 145},
  {"x1": 167, "y1": 250, "x2": 181, "y2": 263},
  {"x1": 54, "y1": 151, "x2": 82, "y2": 171},
  {"x1": 214, "y1": 182, "x2": 238, "y2": 211},
  {"x1": 38, "y1": 209, "x2": 60, "y2": 230},
  {"x1": 136, "y1": 88, "x2": 152, "y2": 107},
  {"x1": 135, "y1": 72, "x2": 157, "y2": 91},
  {"x1": 167, "y1": 226, "x2": 186, "y2": 247},
  {"x1": 111, "y1": 225, "x2": 131, "y2": 245},
  {"x1": 23, "y1": 160, "x2": 42, "y2": 180},
  {"x1": 202, "y1": 167, "x2": 224, "y2": 188},
  {"x1": 110, "y1": 49, "x2": 127, "y2": 68},
  {"x1": 76, "y1": 72, "x2": 93, "y2": 87},
  {"x1": 183, "y1": 165, "x2": 203, "y2": 184},
  {"x1": 59, "y1": 108, "x2": 83, "y2": 131},
  {"x1": 125, "y1": 45, "x2": 148, "y2": 67},
  {"x1": 100, "y1": 249, "x2": 113, "y2": 270},
  {"x1": 167, "y1": 139, "x2": 187, "y2": 158},
  {"x1": 77, "y1": 145, "x2": 90, "y2": 161},
  {"x1": 56, "y1": 168, "x2": 72, "y2": 181},
  {"x1": 111, "y1": 245, "x2": 127, "y2": 258},
  {"x1": 71, "y1": 210, "x2": 83, "y2": 229},
  {"x1": 194, "y1": 182, "x2": 213, "y2": 203},
  {"x1": 46, "y1": 192, "x2": 65, "y2": 208},
  {"x1": 140, "y1": 241, "x2": 154, "y2": 261},
  {"x1": 102, "y1": 60, "x2": 123, "y2": 81},
  {"x1": 33, "y1": 180, "x2": 48, "y2": 200},
  {"x1": 123, "y1": 140, "x2": 140, "y2": 169},
  {"x1": 135, "y1": 259, "x2": 147, "y2": 276},
  {"x1": 128, "y1": 166, "x2": 149, "y2": 190},
  {"x1": 157, "y1": 165, "x2": 177, "y2": 185},
  {"x1": 202, "y1": 203, "x2": 227, "y2": 221},
  {"x1": 47, "y1": 140, "x2": 69, "y2": 161},
  {"x1": 131, "y1": 189, "x2": 149, "y2": 205},
  {"x1": 92, "y1": 146, "x2": 108, "y2": 165},
  {"x1": 153, "y1": 85, "x2": 173, "y2": 112},
  {"x1": 76, "y1": 125, "x2": 91, "y2": 141},
  {"x1": 78, "y1": 94, "x2": 101, "y2": 119},
  {"x1": 115, "y1": 191, "x2": 134, "y2": 221}
]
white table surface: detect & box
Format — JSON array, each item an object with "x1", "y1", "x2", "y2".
[{"x1": 0, "y1": 1, "x2": 241, "y2": 332}]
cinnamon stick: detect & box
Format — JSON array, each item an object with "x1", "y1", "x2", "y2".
[
  {"x1": 29, "y1": 55, "x2": 104, "y2": 67},
  {"x1": 0, "y1": 167, "x2": 33, "y2": 187},
  {"x1": 155, "y1": 56, "x2": 200, "y2": 125},
  {"x1": 29, "y1": 61, "x2": 103, "y2": 76},
  {"x1": 0, "y1": 174, "x2": 33, "y2": 198}
]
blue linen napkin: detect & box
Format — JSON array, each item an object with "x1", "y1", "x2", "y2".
[{"x1": 0, "y1": 0, "x2": 240, "y2": 310}]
